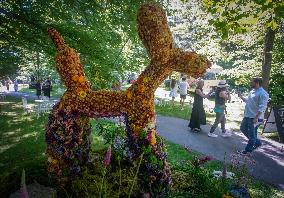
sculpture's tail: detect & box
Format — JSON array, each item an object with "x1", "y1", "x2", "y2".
[
  {"x1": 137, "y1": 3, "x2": 174, "y2": 62},
  {"x1": 47, "y1": 28, "x2": 90, "y2": 91}
]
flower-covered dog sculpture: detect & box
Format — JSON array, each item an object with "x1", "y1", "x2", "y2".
[{"x1": 46, "y1": 3, "x2": 211, "y2": 196}]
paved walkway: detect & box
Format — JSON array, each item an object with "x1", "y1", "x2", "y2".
[
  {"x1": 5, "y1": 90, "x2": 284, "y2": 190},
  {"x1": 156, "y1": 115, "x2": 284, "y2": 190},
  {"x1": 5, "y1": 91, "x2": 58, "y2": 101}
]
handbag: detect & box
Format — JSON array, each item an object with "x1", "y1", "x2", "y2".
[
  {"x1": 214, "y1": 107, "x2": 222, "y2": 113},
  {"x1": 214, "y1": 105, "x2": 225, "y2": 113}
]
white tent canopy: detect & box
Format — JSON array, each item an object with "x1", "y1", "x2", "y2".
[{"x1": 206, "y1": 63, "x2": 223, "y2": 74}]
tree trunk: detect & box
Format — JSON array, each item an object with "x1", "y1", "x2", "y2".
[
  {"x1": 36, "y1": 51, "x2": 40, "y2": 81},
  {"x1": 262, "y1": 27, "x2": 276, "y2": 90}
]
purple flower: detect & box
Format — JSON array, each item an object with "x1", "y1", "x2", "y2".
[
  {"x1": 103, "y1": 145, "x2": 112, "y2": 167},
  {"x1": 193, "y1": 155, "x2": 212, "y2": 167},
  {"x1": 198, "y1": 156, "x2": 212, "y2": 164}
]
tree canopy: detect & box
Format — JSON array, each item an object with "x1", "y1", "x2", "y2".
[
  {"x1": 1, "y1": 0, "x2": 283, "y2": 98},
  {"x1": 1, "y1": 0, "x2": 163, "y2": 88}
]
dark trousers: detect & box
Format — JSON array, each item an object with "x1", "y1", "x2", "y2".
[
  {"x1": 240, "y1": 117, "x2": 262, "y2": 152},
  {"x1": 210, "y1": 110, "x2": 226, "y2": 133}
]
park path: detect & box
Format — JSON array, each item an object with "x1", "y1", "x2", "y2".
[
  {"x1": 156, "y1": 115, "x2": 284, "y2": 190},
  {"x1": 5, "y1": 90, "x2": 284, "y2": 190}
]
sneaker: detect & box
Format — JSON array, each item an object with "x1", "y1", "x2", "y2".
[
  {"x1": 252, "y1": 143, "x2": 262, "y2": 150},
  {"x1": 192, "y1": 128, "x2": 201, "y2": 132},
  {"x1": 237, "y1": 150, "x2": 251, "y2": 156},
  {"x1": 221, "y1": 131, "x2": 232, "y2": 137},
  {"x1": 208, "y1": 133, "x2": 218, "y2": 138},
  {"x1": 190, "y1": 128, "x2": 196, "y2": 132}
]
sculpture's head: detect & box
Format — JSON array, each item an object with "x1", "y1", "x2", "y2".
[
  {"x1": 137, "y1": 3, "x2": 211, "y2": 78},
  {"x1": 173, "y1": 50, "x2": 212, "y2": 79}
]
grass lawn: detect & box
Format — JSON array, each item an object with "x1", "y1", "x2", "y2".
[
  {"x1": 19, "y1": 84, "x2": 65, "y2": 98},
  {"x1": 0, "y1": 97, "x2": 283, "y2": 197},
  {"x1": 155, "y1": 101, "x2": 192, "y2": 120}
]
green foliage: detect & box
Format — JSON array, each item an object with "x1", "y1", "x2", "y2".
[
  {"x1": 166, "y1": 0, "x2": 226, "y2": 61},
  {"x1": 269, "y1": 29, "x2": 284, "y2": 106},
  {"x1": 92, "y1": 119, "x2": 126, "y2": 144},
  {"x1": 269, "y1": 71, "x2": 284, "y2": 106},
  {"x1": 70, "y1": 156, "x2": 139, "y2": 198},
  {"x1": 202, "y1": 0, "x2": 284, "y2": 38},
  {"x1": 0, "y1": 45, "x2": 21, "y2": 79},
  {"x1": 1, "y1": 0, "x2": 153, "y2": 88}
]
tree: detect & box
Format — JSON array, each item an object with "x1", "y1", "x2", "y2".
[
  {"x1": 164, "y1": 0, "x2": 226, "y2": 62},
  {"x1": 202, "y1": 0, "x2": 284, "y2": 90},
  {"x1": 269, "y1": 21, "x2": 284, "y2": 105},
  {"x1": 1, "y1": 0, "x2": 161, "y2": 88}
]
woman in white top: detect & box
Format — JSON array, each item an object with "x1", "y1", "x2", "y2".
[
  {"x1": 169, "y1": 79, "x2": 178, "y2": 107},
  {"x1": 179, "y1": 77, "x2": 189, "y2": 110}
]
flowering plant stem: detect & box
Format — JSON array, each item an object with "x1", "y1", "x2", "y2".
[
  {"x1": 128, "y1": 153, "x2": 144, "y2": 198},
  {"x1": 118, "y1": 160, "x2": 122, "y2": 198},
  {"x1": 99, "y1": 170, "x2": 106, "y2": 198}
]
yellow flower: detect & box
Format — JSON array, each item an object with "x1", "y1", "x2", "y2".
[
  {"x1": 143, "y1": 77, "x2": 149, "y2": 83},
  {"x1": 52, "y1": 159, "x2": 58, "y2": 164},
  {"x1": 150, "y1": 130, "x2": 156, "y2": 145},
  {"x1": 79, "y1": 90, "x2": 87, "y2": 99},
  {"x1": 126, "y1": 91, "x2": 132, "y2": 98},
  {"x1": 222, "y1": 194, "x2": 233, "y2": 198}
]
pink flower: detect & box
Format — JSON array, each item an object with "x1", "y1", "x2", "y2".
[
  {"x1": 20, "y1": 169, "x2": 29, "y2": 198},
  {"x1": 103, "y1": 145, "x2": 112, "y2": 167},
  {"x1": 20, "y1": 186, "x2": 29, "y2": 198},
  {"x1": 183, "y1": 145, "x2": 192, "y2": 153}
]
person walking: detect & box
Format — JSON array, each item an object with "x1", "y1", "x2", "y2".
[
  {"x1": 14, "y1": 79, "x2": 18, "y2": 92},
  {"x1": 188, "y1": 80, "x2": 212, "y2": 132},
  {"x1": 35, "y1": 80, "x2": 42, "y2": 99},
  {"x1": 208, "y1": 80, "x2": 231, "y2": 138},
  {"x1": 238, "y1": 77, "x2": 269, "y2": 154},
  {"x1": 5, "y1": 78, "x2": 11, "y2": 91},
  {"x1": 43, "y1": 78, "x2": 52, "y2": 98},
  {"x1": 169, "y1": 78, "x2": 178, "y2": 107},
  {"x1": 179, "y1": 77, "x2": 189, "y2": 110}
]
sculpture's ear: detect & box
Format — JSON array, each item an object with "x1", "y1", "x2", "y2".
[
  {"x1": 137, "y1": 4, "x2": 174, "y2": 62},
  {"x1": 48, "y1": 28, "x2": 90, "y2": 90}
]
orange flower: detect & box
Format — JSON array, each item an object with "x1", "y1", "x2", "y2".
[
  {"x1": 138, "y1": 84, "x2": 145, "y2": 92},
  {"x1": 78, "y1": 75, "x2": 85, "y2": 84},
  {"x1": 72, "y1": 75, "x2": 79, "y2": 82}
]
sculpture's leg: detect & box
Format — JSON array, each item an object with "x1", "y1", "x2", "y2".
[
  {"x1": 125, "y1": 115, "x2": 171, "y2": 196},
  {"x1": 45, "y1": 105, "x2": 91, "y2": 185}
]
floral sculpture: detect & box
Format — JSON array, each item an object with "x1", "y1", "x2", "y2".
[{"x1": 46, "y1": 3, "x2": 211, "y2": 196}]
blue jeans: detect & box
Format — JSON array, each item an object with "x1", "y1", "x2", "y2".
[{"x1": 240, "y1": 117, "x2": 262, "y2": 152}]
